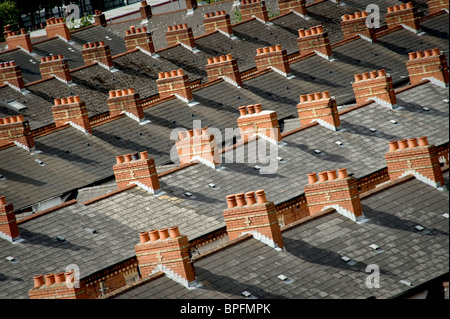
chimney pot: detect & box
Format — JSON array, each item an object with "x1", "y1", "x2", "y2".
[
  {"x1": 408, "y1": 138, "x2": 418, "y2": 148},
  {"x1": 169, "y1": 226, "x2": 181, "y2": 238},
  {"x1": 226, "y1": 195, "x2": 237, "y2": 208},
  {"x1": 255, "y1": 189, "x2": 267, "y2": 204},
  {"x1": 327, "y1": 170, "x2": 338, "y2": 181},
  {"x1": 149, "y1": 230, "x2": 159, "y2": 242},
  {"x1": 33, "y1": 275, "x2": 45, "y2": 288},
  {"x1": 124, "y1": 154, "x2": 133, "y2": 162},
  {"x1": 322, "y1": 91, "x2": 330, "y2": 99},
  {"x1": 158, "y1": 228, "x2": 170, "y2": 240},
  {"x1": 54, "y1": 272, "x2": 65, "y2": 284},
  {"x1": 431, "y1": 48, "x2": 440, "y2": 56},
  {"x1": 116, "y1": 155, "x2": 124, "y2": 164},
  {"x1": 337, "y1": 168, "x2": 348, "y2": 179},
  {"x1": 239, "y1": 106, "x2": 247, "y2": 116},
  {"x1": 398, "y1": 139, "x2": 409, "y2": 150},
  {"x1": 318, "y1": 171, "x2": 328, "y2": 182},
  {"x1": 140, "y1": 151, "x2": 149, "y2": 160},
  {"x1": 308, "y1": 173, "x2": 318, "y2": 184},
  {"x1": 418, "y1": 136, "x2": 429, "y2": 147},
  {"x1": 299, "y1": 95, "x2": 307, "y2": 103},
  {"x1": 139, "y1": 231, "x2": 150, "y2": 243},
  {"x1": 45, "y1": 274, "x2": 55, "y2": 286},
  {"x1": 235, "y1": 193, "x2": 246, "y2": 207},
  {"x1": 388, "y1": 141, "x2": 399, "y2": 152},
  {"x1": 409, "y1": 52, "x2": 417, "y2": 60},
  {"x1": 245, "y1": 191, "x2": 257, "y2": 205},
  {"x1": 247, "y1": 105, "x2": 255, "y2": 115},
  {"x1": 254, "y1": 103, "x2": 262, "y2": 113}
]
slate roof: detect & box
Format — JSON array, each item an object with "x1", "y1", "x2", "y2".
[{"x1": 113, "y1": 171, "x2": 449, "y2": 299}]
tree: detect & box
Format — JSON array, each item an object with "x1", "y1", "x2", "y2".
[{"x1": 0, "y1": 0, "x2": 21, "y2": 41}]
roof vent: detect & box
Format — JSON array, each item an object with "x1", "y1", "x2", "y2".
[
  {"x1": 414, "y1": 225, "x2": 424, "y2": 231},
  {"x1": 34, "y1": 159, "x2": 46, "y2": 166},
  {"x1": 422, "y1": 107, "x2": 430, "y2": 111},
  {"x1": 56, "y1": 235, "x2": 67, "y2": 242},
  {"x1": 389, "y1": 119, "x2": 398, "y2": 124},
  {"x1": 369, "y1": 244, "x2": 384, "y2": 253},
  {"x1": 399, "y1": 280, "x2": 413, "y2": 287},
  {"x1": 341, "y1": 256, "x2": 356, "y2": 266},
  {"x1": 208, "y1": 183, "x2": 219, "y2": 190},
  {"x1": 253, "y1": 165, "x2": 261, "y2": 170},
  {"x1": 84, "y1": 228, "x2": 97, "y2": 234},
  {"x1": 336, "y1": 141, "x2": 344, "y2": 146},
  {"x1": 277, "y1": 274, "x2": 294, "y2": 284},
  {"x1": 6, "y1": 256, "x2": 18, "y2": 263},
  {"x1": 443, "y1": 213, "x2": 449, "y2": 219},
  {"x1": 314, "y1": 149, "x2": 322, "y2": 154},
  {"x1": 443, "y1": 99, "x2": 449, "y2": 103},
  {"x1": 277, "y1": 156, "x2": 286, "y2": 163},
  {"x1": 369, "y1": 128, "x2": 377, "y2": 132},
  {"x1": 184, "y1": 192, "x2": 196, "y2": 199},
  {"x1": 0, "y1": 173, "x2": 6, "y2": 180}
]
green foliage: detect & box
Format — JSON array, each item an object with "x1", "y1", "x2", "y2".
[
  {"x1": 233, "y1": 6, "x2": 242, "y2": 23},
  {"x1": 0, "y1": 0, "x2": 21, "y2": 41}
]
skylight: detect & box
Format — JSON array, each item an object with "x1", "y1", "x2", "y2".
[{"x1": 5, "y1": 100, "x2": 27, "y2": 111}]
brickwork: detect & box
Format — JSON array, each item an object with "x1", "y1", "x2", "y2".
[
  {"x1": 82, "y1": 41, "x2": 114, "y2": 68},
  {"x1": 107, "y1": 88, "x2": 144, "y2": 121},
  {"x1": 139, "y1": 1, "x2": 153, "y2": 19},
  {"x1": 165, "y1": 24, "x2": 195, "y2": 48},
  {"x1": 386, "y1": 2, "x2": 421, "y2": 31},
  {"x1": 352, "y1": 69, "x2": 397, "y2": 108},
  {"x1": 240, "y1": 0, "x2": 269, "y2": 22},
  {"x1": 0, "y1": 61, "x2": 25, "y2": 91},
  {"x1": 176, "y1": 127, "x2": 220, "y2": 168},
  {"x1": 125, "y1": 26, "x2": 155, "y2": 54},
  {"x1": 4, "y1": 28, "x2": 32, "y2": 53},
  {"x1": 205, "y1": 54, "x2": 242, "y2": 86},
  {"x1": 297, "y1": 91, "x2": 341, "y2": 130},
  {"x1": 0, "y1": 196, "x2": 20, "y2": 242},
  {"x1": 341, "y1": 11, "x2": 376, "y2": 42},
  {"x1": 52, "y1": 96, "x2": 92, "y2": 134},
  {"x1": 385, "y1": 137, "x2": 445, "y2": 188},
  {"x1": 255, "y1": 45, "x2": 291, "y2": 76},
  {"x1": 113, "y1": 151, "x2": 161, "y2": 192},
  {"x1": 156, "y1": 69, "x2": 193, "y2": 101},
  {"x1": 406, "y1": 48, "x2": 449, "y2": 87},
  {"x1": 45, "y1": 17, "x2": 71, "y2": 41},
  {"x1": 39, "y1": 55, "x2": 72, "y2": 83},
  {"x1": 94, "y1": 10, "x2": 107, "y2": 27},
  {"x1": 278, "y1": 0, "x2": 307, "y2": 16},
  {"x1": 203, "y1": 10, "x2": 233, "y2": 35},
  {"x1": 0, "y1": 115, "x2": 34, "y2": 150},
  {"x1": 237, "y1": 104, "x2": 282, "y2": 143},
  {"x1": 297, "y1": 25, "x2": 332, "y2": 58},
  {"x1": 427, "y1": 0, "x2": 449, "y2": 14}
]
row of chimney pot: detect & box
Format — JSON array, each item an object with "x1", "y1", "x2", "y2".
[
  {"x1": 46, "y1": 17, "x2": 64, "y2": 25},
  {"x1": 126, "y1": 26, "x2": 147, "y2": 35},
  {"x1": 40, "y1": 55, "x2": 64, "y2": 63},
  {"x1": 204, "y1": 10, "x2": 227, "y2": 18},
  {"x1": 239, "y1": 104, "x2": 263, "y2": 116},
  {"x1": 0, "y1": 115, "x2": 24, "y2": 125},
  {"x1": 299, "y1": 91, "x2": 331, "y2": 103},
  {"x1": 342, "y1": 11, "x2": 369, "y2": 21},
  {"x1": 387, "y1": 2, "x2": 414, "y2": 12},
  {"x1": 33, "y1": 271, "x2": 75, "y2": 288},
  {"x1": 226, "y1": 189, "x2": 268, "y2": 208},
  {"x1": 354, "y1": 69, "x2": 387, "y2": 82},
  {"x1": 167, "y1": 24, "x2": 189, "y2": 31},
  {"x1": 158, "y1": 69, "x2": 184, "y2": 79},
  {"x1": 139, "y1": 226, "x2": 181, "y2": 243},
  {"x1": 308, "y1": 168, "x2": 349, "y2": 184},
  {"x1": 178, "y1": 127, "x2": 210, "y2": 140},
  {"x1": 82, "y1": 41, "x2": 106, "y2": 49},
  {"x1": 0, "y1": 61, "x2": 17, "y2": 68},
  {"x1": 54, "y1": 96, "x2": 81, "y2": 106},
  {"x1": 298, "y1": 26, "x2": 324, "y2": 37},
  {"x1": 109, "y1": 88, "x2": 136, "y2": 98},
  {"x1": 256, "y1": 45, "x2": 283, "y2": 55},
  {"x1": 388, "y1": 137, "x2": 429, "y2": 151},
  {"x1": 409, "y1": 48, "x2": 441, "y2": 59},
  {"x1": 116, "y1": 151, "x2": 150, "y2": 164},
  {"x1": 207, "y1": 54, "x2": 233, "y2": 64}
]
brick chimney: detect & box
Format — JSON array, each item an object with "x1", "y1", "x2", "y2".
[
  {"x1": 427, "y1": 0, "x2": 449, "y2": 14},
  {"x1": 45, "y1": 17, "x2": 71, "y2": 42},
  {"x1": 156, "y1": 69, "x2": 193, "y2": 102},
  {"x1": 52, "y1": 96, "x2": 92, "y2": 134},
  {"x1": 341, "y1": 11, "x2": 377, "y2": 42},
  {"x1": 135, "y1": 226, "x2": 197, "y2": 288},
  {"x1": 304, "y1": 168, "x2": 365, "y2": 222},
  {"x1": 3, "y1": 25, "x2": 11, "y2": 41},
  {"x1": 176, "y1": 127, "x2": 220, "y2": 169},
  {"x1": 352, "y1": 69, "x2": 397, "y2": 109},
  {"x1": 204, "y1": 10, "x2": 233, "y2": 36},
  {"x1": 297, "y1": 25, "x2": 333, "y2": 60},
  {"x1": 107, "y1": 88, "x2": 145, "y2": 123},
  {"x1": 186, "y1": 0, "x2": 198, "y2": 11},
  {"x1": 278, "y1": 0, "x2": 307, "y2": 16},
  {"x1": 39, "y1": 55, "x2": 72, "y2": 83},
  {"x1": 0, "y1": 115, "x2": 34, "y2": 151},
  {"x1": 165, "y1": 24, "x2": 195, "y2": 49},
  {"x1": 0, "y1": 196, "x2": 20, "y2": 242},
  {"x1": 205, "y1": 54, "x2": 242, "y2": 87},
  {"x1": 406, "y1": 48, "x2": 449, "y2": 88},
  {"x1": 5, "y1": 28, "x2": 33, "y2": 53},
  {"x1": 237, "y1": 104, "x2": 282, "y2": 144},
  {"x1": 385, "y1": 137, "x2": 445, "y2": 188},
  {"x1": 139, "y1": 1, "x2": 153, "y2": 20},
  {"x1": 386, "y1": 2, "x2": 421, "y2": 32},
  {"x1": 0, "y1": 61, "x2": 26, "y2": 92},
  {"x1": 29, "y1": 271, "x2": 85, "y2": 299},
  {"x1": 94, "y1": 10, "x2": 107, "y2": 27},
  {"x1": 223, "y1": 189, "x2": 283, "y2": 249},
  {"x1": 113, "y1": 151, "x2": 161, "y2": 193},
  {"x1": 82, "y1": 41, "x2": 114, "y2": 69},
  {"x1": 297, "y1": 91, "x2": 341, "y2": 131},
  {"x1": 240, "y1": 0, "x2": 270, "y2": 22},
  {"x1": 255, "y1": 45, "x2": 291, "y2": 77},
  {"x1": 124, "y1": 26, "x2": 155, "y2": 55}
]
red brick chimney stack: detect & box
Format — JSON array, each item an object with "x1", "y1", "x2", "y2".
[
  {"x1": 255, "y1": 45, "x2": 291, "y2": 77},
  {"x1": 45, "y1": 17, "x2": 71, "y2": 42},
  {"x1": 113, "y1": 151, "x2": 161, "y2": 193},
  {"x1": 223, "y1": 189, "x2": 284, "y2": 249},
  {"x1": 52, "y1": 96, "x2": 92, "y2": 134},
  {"x1": 352, "y1": 69, "x2": 397, "y2": 108},
  {"x1": 135, "y1": 226, "x2": 197, "y2": 288},
  {"x1": 39, "y1": 55, "x2": 72, "y2": 83},
  {"x1": 205, "y1": 54, "x2": 242, "y2": 87},
  {"x1": 0, "y1": 61, "x2": 26, "y2": 92},
  {"x1": 203, "y1": 11, "x2": 233, "y2": 36},
  {"x1": 385, "y1": 137, "x2": 445, "y2": 188},
  {"x1": 297, "y1": 25, "x2": 333, "y2": 60},
  {"x1": 427, "y1": 0, "x2": 449, "y2": 14},
  {"x1": 156, "y1": 69, "x2": 193, "y2": 102},
  {"x1": 240, "y1": 0, "x2": 270, "y2": 22},
  {"x1": 406, "y1": 48, "x2": 449, "y2": 88},
  {"x1": 0, "y1": 196, "x2": 20, "y2": 242},
  {"x1": 237, "y1": 104, "x2": 282, "y2": 144},
  {"x1": 341, "y1": 11, "x2": 377, "y2": 42},
  {"x1": 139, "y1": 1, "x2": 153, "y2": 20},
  {"x1": 107, "y1": 88, "x2": 145, "y2": 122},
  {"x1": 81, "y1": 41, "x2": 114, "y2": 69},
  {"x1": 4, "y1": 28, "x2": 33, "y2": 53},
  {"x1": 386, "y1": 2, "x2": 421, "y2": 32},
  {"x1": 304, "y1": 168, "x2": 365, "y2": 222},
  {"x1": 165, "y1": 24, "x2": 196, "y2": 49},
  {"x1": 94, "y1": 10, "x2": 107, "y2": 27},
  {"x1": 278, "y1": 0, "x2": 308, "y2": 16},
  {"x1": 125, "y1": 26, "x2": 156, "y2": 54},
  {"x1": 29, "y1": 271, "x2": 85, "y2": 299},
  {"x1": 186, "y1": 0, "x2": 198, "y2": 11},
  {"x1": 297, "y1": 91, "x2": 341, "y2": 131},
  {"x1": 176, "y1": 127, "x2": 220, "y2": 169},
  {"x1": 0, "y1": 115, "x2": 34, "y2": 151}
]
